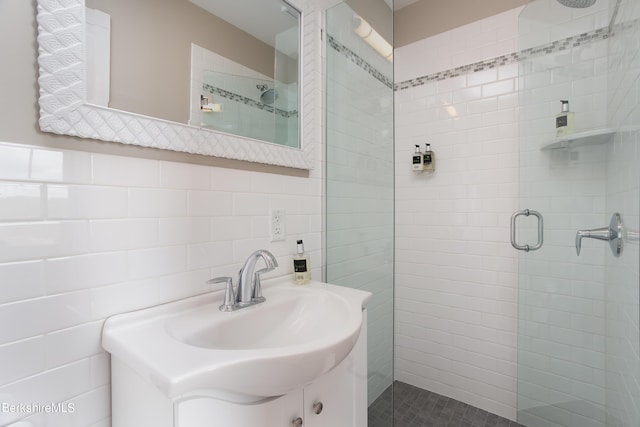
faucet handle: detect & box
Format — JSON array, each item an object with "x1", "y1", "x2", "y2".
[
  {"x1": 252, "y1": 268, "x2": 271, "y2": 303},
  {"x1": 207, "y1": 276, "x2": 235, "y2": 312},
  {"x1": 575, "y1": 213, "x2": 624, "y2": 257}
]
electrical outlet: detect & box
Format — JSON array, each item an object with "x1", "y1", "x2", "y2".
[{"x1": 270, "y1": 209, "x2": 286, "y2": 242}]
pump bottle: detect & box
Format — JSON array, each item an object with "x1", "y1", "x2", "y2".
[
  {"x1": 412, "y1": 145, "x2": 424, "y2": 171},
  {"x1": 556, "y1": 100, "x2": 574, "y2": 137},
  {"x1": 293, "y1": 240, "x2": 311, "y2": 284},
  {"x1": 423, "y1": 143, "x2": 435, "y2": 172}
]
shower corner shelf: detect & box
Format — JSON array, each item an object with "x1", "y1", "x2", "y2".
[{"x1": 540, "y1": 128, "x2": 616, "y2": 151}]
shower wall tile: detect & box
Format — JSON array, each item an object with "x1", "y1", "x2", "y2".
[
  {"x1": 395, "y1": 2, "x2": 640, "y2": 426},
  {"x1": 395, "y1": 2, "x2": 614, "y2": 422},
  {"x1": 0, "y1": 136, "x2": 322, "y2": 426},
  {"x1": 394, "y1": 43, "x2": 520, "y2": 417},
  {"x1": 604, "y1": 0, "x2": 640, "y2": 424},
  {"x1": 394, "y1": 7, "x2": 524, "y2": 83}
]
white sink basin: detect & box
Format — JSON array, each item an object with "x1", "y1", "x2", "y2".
[
  {"x1": 166, "y1": 287, "x2": 352, "y2": 350},
  {"x1": 102, "y1": 278, "x2": 371, "y2": 401}
]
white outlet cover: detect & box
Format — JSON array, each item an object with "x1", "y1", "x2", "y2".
[{"x1": 270, "y1": 209, "x2": 286, "y2": 241}]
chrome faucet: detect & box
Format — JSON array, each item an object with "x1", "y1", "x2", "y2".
[{"x1": 207, "y1": 250, "x2": 278, "y2": 312}]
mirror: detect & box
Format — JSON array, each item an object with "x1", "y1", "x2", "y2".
[
  {"x1": 36, "y1": 0, "x2": 316, "y2": 169},
  {"x1": 85, "y1": 0, "x2": 300, "y2": 148}
]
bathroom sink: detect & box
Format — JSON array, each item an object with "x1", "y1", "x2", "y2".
[
  {"x1": 166, "y1": 289, "x2": 351, "y2": 350},
  {"x1": 102, "y1": 278, "x2": 371, "y2": 402}
]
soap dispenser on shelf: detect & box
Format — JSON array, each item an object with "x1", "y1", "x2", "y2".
[{"x1": 556, "y1": 100, "x2": 574, "y2": 138}]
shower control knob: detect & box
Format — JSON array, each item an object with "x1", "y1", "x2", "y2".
[
  {"x1": 292, "y1": 417, "x2": 303, "y2": 427},
  {"x1": 313, "y1": 401, "x2": 324, "y2": 414},
  {"x1": 575, "y1": 213, "x2": 623, "y2": 257}
]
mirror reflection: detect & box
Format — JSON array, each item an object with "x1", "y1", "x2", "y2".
[{"x1": 85, "y1": 0, "x2": 300, "y2": 148}]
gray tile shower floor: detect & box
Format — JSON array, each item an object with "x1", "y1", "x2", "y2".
[{"x1": 368, "y1": 381, "x2": 524, "y2": 427}]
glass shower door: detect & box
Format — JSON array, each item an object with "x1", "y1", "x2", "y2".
[
  {"x1": 325, "y1": 2, "x2": 394, "y2": 426},
  {"x1": 516, "y1": 1, "x2": 640, "y2": 426}
]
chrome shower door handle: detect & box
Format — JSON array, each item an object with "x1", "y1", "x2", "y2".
[
  {"x1": 575, "y1": 212, "x2": 623, "y2": 257},
  {"x1": 511, "y1": 209, "x2": 543, "y2": 252}
]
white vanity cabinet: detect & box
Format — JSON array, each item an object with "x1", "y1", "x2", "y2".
[
  {"x1": 175, "y1": 393, "x2": 303, "y2": 426},
  {"x1": 174, "y1": 311, "x2": 367, "y2": 427},
  {"x1": 301, "y1": 345, "x2": 365, "y2": 427},
  {"x1": 111, "y1": 310, "x2": 368, "y2": 427}
]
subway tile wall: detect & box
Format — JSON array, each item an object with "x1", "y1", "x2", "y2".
[
  {"x1": 0, "y1": 142, "x2": 322, "y2": 426},
  {"x1": 394, "y1": 1, "x2": 620, "y2": 422},
  {"x1": 604, "y1": 0, "x2": 640, "y2": 425},
  {"x1": 394, "y1": 8, "x2": 523, "y2": 419},
  {"x1": 516, "y1": 2, "x2": 613, "y2": 426}
]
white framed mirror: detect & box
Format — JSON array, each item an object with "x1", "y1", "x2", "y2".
[{"x1": 36, "y1": 0, "x2": 318, "y2": 169}]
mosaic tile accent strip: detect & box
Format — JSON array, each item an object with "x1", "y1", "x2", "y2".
[
  {"x1": 327, "y1": 34, "x2": 394, "y2": 89},
  {"x1": 395, "y1": 22, "x2": 624, "y2": 92},
  {"x1": 202, "y1": 83, "x2": 298, "y2": 119}
]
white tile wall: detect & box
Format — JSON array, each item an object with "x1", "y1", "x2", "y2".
[
  {"x1": 604, "y1": 0, "x2": 640, "y2": 425},
  {"x1": 395, "y1": 1, "x2": 640, "y2": 426},
  {"x1": 518, "y1": 0, "x2": 612, "y2": 50},
  {"x1": 394, "y1": 9, "x2": 522, "y2": 419},
  {"x1": 0, "y1": 142, "x2": 321, "y2": 426},
  {"x1": 394, "y1": 2, "x2": 624, "y2": 422},
  {"x1": 514, "y1": 2, "x2": 637, "y2": 426},
  {"x1": 189, "y1": 44, "x2": 271, "y2": 127},
  {"x1": 394, "y1": 7, "x2": 523, "y2": 83}
]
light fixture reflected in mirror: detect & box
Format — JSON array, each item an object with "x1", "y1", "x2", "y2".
[{"x1": 353, "y1": 15, "x2": 393, "y2": 61}]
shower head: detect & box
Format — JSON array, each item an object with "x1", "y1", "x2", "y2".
[
  {"x1": 260, "y1": 88, "x2": 278, "y2": 105},
  {"x1": 556, "y1": 0, "x2": 596, "y2": 8},
  {"x1": 257, "y1": 84, "x2": 278, "y2": 105}
]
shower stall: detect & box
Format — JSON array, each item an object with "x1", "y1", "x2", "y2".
[
  {"x1": 189, "y1": 16, "x2": 300, "y2": 148},
  {"x1": 326, "y1": 0, "x2": 639, "y2": 426},
  {"x1": 198, "y1": 70, "x2": 299, "y2": 146},
  {"x1": 516, "y1": 0, "x2": 640, "y2": 426}
]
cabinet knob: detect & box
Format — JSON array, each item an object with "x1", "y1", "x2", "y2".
[
  {"x1": 313, "y1": 401, "x2": 323, "y2": 415},
  {"x1": 292, "y1": 416, "x2": 303, "y2": 427}
]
